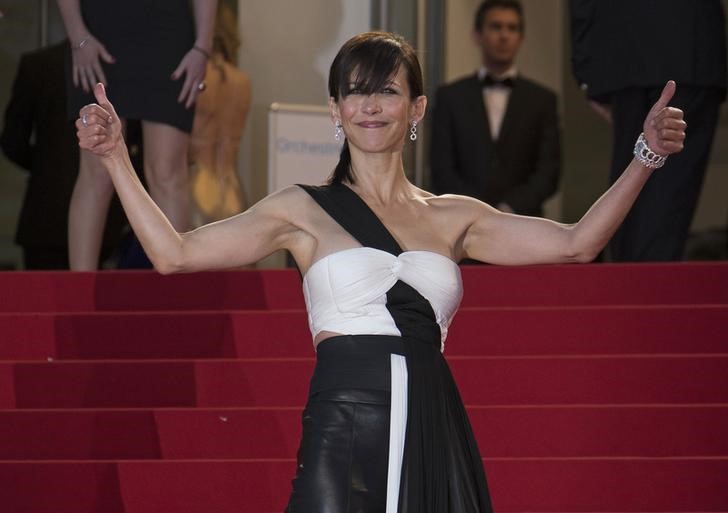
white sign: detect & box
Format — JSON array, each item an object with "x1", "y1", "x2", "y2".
[{"x1": 267, "y1": 103, "x2": 344, "y2": 193}]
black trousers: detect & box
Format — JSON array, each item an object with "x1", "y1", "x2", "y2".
[{"x1": 609, "y1": 86, "x2": 722, "y2": 262}]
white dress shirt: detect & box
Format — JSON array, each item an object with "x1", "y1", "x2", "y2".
[{"x1": 478, "y1": 66, "x2": 517, "y2": 140}]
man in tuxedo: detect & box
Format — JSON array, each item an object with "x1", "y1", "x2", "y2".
[
  {"x1": 430, "y1": 0, "x2": 561, "y2": 217},
  {"x1": 570, "y1": 0, "x2": 727, "y2": 262},
  {"x1": 0, "y1": 41, "x2": 128, "y2": 269}
]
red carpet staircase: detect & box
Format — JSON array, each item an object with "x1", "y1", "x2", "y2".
[{"x1": 1, "y1": 263, "x2": 727, "y2": 512}]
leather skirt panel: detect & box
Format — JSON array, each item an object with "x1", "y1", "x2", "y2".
[
  {"x1": 285, "y1": 388, "x2": 391, "y2": 513},
  {"x1": 286, "y1": 336, "x2": 401, "y2": 513}
]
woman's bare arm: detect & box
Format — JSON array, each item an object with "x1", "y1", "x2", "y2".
[{"x1": 76, "y1": 83, "x2": 299, "y2": 273}]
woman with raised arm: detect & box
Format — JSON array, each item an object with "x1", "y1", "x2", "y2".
[
  {"x1": 57, "y1": 0, "x2": 217, "y2": 269},
  {"x1": 75, "y1": 32, "x2": 685, "y2": 513}
]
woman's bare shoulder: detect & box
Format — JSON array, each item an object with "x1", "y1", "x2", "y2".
[
  {"x1": 423, "y1": 191, "x2": 495, "y2": 217},
  {"x1": 255, "y1": 184, "x2": 315, "y2": 216},
  {"x1": 411, "y1": 191, "x2": 495, "y2": 245}
]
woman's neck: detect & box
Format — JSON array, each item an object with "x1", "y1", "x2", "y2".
[{"x1": 347, "y1": 149, "x2": 412, "y2": 205}]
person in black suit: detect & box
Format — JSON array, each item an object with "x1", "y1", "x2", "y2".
[
  {"x1": 570, "y1": 0, "x2": 727, "y2": 262},
  {"x1": 430, "y1": 0, "x2": 561, "y2": 217},
  {"x1": 0, "y1": 41, "x2": 127, "y2": 269}
]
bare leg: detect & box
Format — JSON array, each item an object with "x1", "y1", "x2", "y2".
[
  {"x1": 142, "y1": 121, "x2": 190, "y2": 232},
  {"x1": 68, "y1": 119, "x2": 127, "y2": 270}
]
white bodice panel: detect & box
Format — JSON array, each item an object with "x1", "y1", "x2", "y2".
[{"x1": 302, "y1": 247, "x2": 463, "y2": 349}]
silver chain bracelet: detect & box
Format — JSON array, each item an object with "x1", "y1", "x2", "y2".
[
  {"x1": 72, "y1": 36, "x2": 91, "y2": 50},
  {"x1": 633, "y1": 132, "x2": 668, "y2": 169}
]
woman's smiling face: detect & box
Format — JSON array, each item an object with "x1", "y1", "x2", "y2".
[{"x1": 331, "y1": 65, "x2": 425, "y2": 155}]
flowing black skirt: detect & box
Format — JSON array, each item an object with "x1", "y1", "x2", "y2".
[{"x1": 285, "y1": 335, "x2": 493, "y2": 513}]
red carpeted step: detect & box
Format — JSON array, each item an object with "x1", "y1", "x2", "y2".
[
  {"x1": 0, "y1": 410, "x2": 167, "y2": 460},
  {"x1": 0, "y1": 409, "x2": 301, "y2": 461},
  {"x1": 0, "y1": 270, "x2": 304, "y2": 313},
  {"x1": 2, "y1": 356, "x2": 727, "y2": 409},
  {"x1": 1, "y1": 458, "x2": 727, "y2": 512},
  {"x1": 0, "y1": 314, "x2": 56, "y2": 360},
  {"x1": 2, "y1": 405, "x2": 727, "y2": 460},
  {"x1": 459, "y1": 262, "x2": 728, "y2": 307},
  {"x1": 447, "y1": 305, "x2": 728, "y2": 356},
  {"x1": 1, "y1": 305, "x2": 726, "y2": 361},
  {"x1": 0, "y1": 359, "x2": 313, "y2": 409},
  {"x1": 2, "y1": 263, "x2": 726, "y2": 313},
  {"x1": 0, "y1": 311, "x2": 312, "y2": 361},
  {"x1": 469, "y1": 405, "x2": 728, "y2": 457},
  {"x1": 0, "y1": 461, "x2": 126, "y2": 512},
  {"x1": 0, "y1": 364, "x2": 14, "y2": 408},
  {"x1": 485, "y1": 458, "x2": 728, "y2": 512},
  {"x1": 0, "y1": 460, "x2": 293, "y2": 513},
  {"x1": 449, "y1": 355, "x2": 728, "y2": 406},
  {"x1": 1, "y1": 263, "x2": 726, "y2": 513}
]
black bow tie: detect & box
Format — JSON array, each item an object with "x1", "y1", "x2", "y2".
[{"x1": 481, "y1": 75, "x2": 515, "y2": 88}]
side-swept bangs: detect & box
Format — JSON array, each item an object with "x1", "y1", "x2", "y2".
[{"x1": 328, "y1": 32, "x2": 423, "y2": 100}]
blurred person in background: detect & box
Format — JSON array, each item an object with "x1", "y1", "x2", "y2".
[
  {"x1": 431, "y1": 0, "x2": 561, "y2": 218},
  {"x1": 189, "y1": 3, "x2": 251, "y2": 227},
  {"x1": 0, "y1": 41, "x2": 127, "y2": 269},
  {"x1": 57, "y1": 0, "x2": 217, "y2": 269},
  {"x1": 571, "y1": 0, "x2": 727, "y2": 261}
]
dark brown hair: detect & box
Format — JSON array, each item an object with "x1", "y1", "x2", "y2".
[
  {"x1": 327, "y1": 31, "x2": 423, "y2": 185},
  {"x1": 474, "y1": 0, "x2": 524, "y2": 34},
  {"x1": 212, "y1": 4, "x2": 240, "y2": 65}
]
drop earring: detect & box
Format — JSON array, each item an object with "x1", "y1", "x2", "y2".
[
  {"x1": 334, "y1": 121, "x2": 343, "y2": 141},
  {"x1": 409, "y1": 120, "x2": 418, "y2": 141}
]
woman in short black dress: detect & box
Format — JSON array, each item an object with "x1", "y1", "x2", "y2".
[{"x1": 57, "y1": 0, "x2": 217, "y2": 269}]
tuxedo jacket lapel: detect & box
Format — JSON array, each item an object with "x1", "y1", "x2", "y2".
[
  {"x1": 464, "y1": 74, "x2": 494, "y2": 144},
  {"x1": 497, "y1": 77, "x2": 524, "y2": 144}
]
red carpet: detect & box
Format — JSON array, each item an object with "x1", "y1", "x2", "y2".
[{"x1": 1, "y1": 262, "x2": 727, "y2": 512}]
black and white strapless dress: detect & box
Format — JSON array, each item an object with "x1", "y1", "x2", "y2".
[{"x1": 286, "y1": 183, "x2": 494, "y2": 513}]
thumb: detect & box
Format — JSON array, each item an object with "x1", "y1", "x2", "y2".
[
  {"x1": 649, "y1": 80, "x2": 676, "y2": 114},
  {"x1": 93, "y1": 82, "x2": 116, "y2": 121},
  {"x1": 171, "y1": 59, "x2": 185, "y2": 80},
  {"x1": 98, "y1": 43, "x2": 115, "y2": 64}
]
